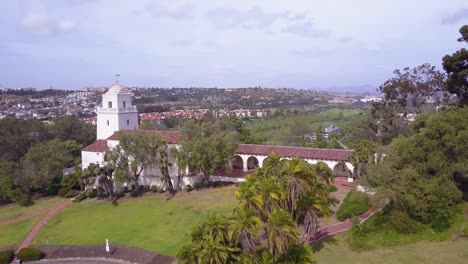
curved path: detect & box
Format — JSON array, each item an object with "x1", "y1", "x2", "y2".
[
  {"x1": 301, "y1": 209, "x2": 377, "y2": 243},
  {"x1": 16, "y1": 199, "x2": 73, "y2": 252},
  {"x1": 0, "y1": 201, "x2": 67, "y2": 227}
]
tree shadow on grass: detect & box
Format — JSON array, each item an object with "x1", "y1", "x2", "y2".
[{"x1": 310, "y1": 235, "x2": 338, "y2": 253}]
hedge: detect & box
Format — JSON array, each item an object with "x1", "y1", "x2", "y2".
[
  {"x1": 336, "y1": 191, "x2": 371, "y2": 221},
  {"x1": 17, "y1": 247, "x2": 43, "y2": 262},
  {"x1": 0, "y1": 250, "x2": 13, "y2": 264}
]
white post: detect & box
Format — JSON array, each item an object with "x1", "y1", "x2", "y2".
[
  {"x1": 106, "y1": 239, "x2": 110, "y2": 252},
  {"x1": 243, "y1": 158, "x2": 248, "y2": 172}
]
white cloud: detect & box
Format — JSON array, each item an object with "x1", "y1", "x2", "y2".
[
  {"x1": 442, "y1": 8, "x2": 468, "y2": 24},
  {"x1": 145, "y1": 0, "x2": 194, "y2": 20},
  {"x1": 19, "y1": 1, "x2": 78, "y2": 36}
]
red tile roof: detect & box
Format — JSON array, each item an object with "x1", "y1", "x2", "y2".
[
  {"x1": 106, "y1": 130, "x2": 180, "y2": 144},
  {"x1": 94, "y1": 130, "x2": 353, "y2": 161},
  {"x1": 82, "y1": 139, "x2": 108, "y2": 152},
  {"x1": 237, "y1": 144, "x2": 353, "y2": 161}
]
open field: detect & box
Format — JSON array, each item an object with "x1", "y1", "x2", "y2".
[
  {"x1": 33, "y1": 186, "x2": 239, "y2": 256},
  {"x1": 0, "y1": 214, "x2": 44, "y2": 247},
  {"x1": 0, "y1": 197, "x2": 64, "y2": 222},
  {"x1": 313, "y1": 232, "x2": 468, "y2": 264}
]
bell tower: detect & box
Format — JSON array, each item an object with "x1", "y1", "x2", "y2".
[{"x1": 96, "y1": 82, "x2": 139, "y2": 140}]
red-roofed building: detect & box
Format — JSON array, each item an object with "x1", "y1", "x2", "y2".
[{"x1": 82, "y1": 83, "x2": 355, "y2": 190}]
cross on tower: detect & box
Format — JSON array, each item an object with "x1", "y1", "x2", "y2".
[{"x1": 114, "y1": 74, "x2": 120, "y2": 83}]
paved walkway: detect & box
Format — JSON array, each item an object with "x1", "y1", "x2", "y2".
[
  {"x1": 16, "y1": 199, "x2": 73, "y2": 252},
  {"x1": 301, "y1": 209, "x2": 375, "y2": 243}
]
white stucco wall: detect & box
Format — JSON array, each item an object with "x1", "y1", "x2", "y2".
[{"x1": 81, "y1": 151, "x2": 105, "y2": 168}]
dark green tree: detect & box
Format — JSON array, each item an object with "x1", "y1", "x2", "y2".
[
  {"x1": 179, "y1": 119, "x2": 239, "y2": 183},
  {"x1": 442, "y1": 25, "x2": 468, "y2": 106}
]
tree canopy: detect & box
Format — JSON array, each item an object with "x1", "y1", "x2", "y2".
[
  {"x1": 442, "y1": 25, "x2": 468, "y2": 106},
  {"x1": 368, "y1": 107, "x2": 468, "y2": 230}
]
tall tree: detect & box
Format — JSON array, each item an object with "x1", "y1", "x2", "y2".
[
  {"x1": 51, "y1": 116, "x2": 96, "y2": 146},
  {"x1": 21, "y1": 139, "x2": 73, "y2": 190},
  {"x1": 107, "y1": 130, "x2": 165, "y2": 190},
  {"x1": 442, "y1": 25, "x2": 468, "y2": 106},
  {"x1": 349, "y1": 140, "x2": 376, "y2": 182},
  {"x1": 378, "y1": 63, "x2": 446, "y2": 115},
  {"x1": 179, "y1": 119, "x2": 239, "y2": 183}
]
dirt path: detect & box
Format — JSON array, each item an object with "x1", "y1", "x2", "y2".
[
  {"x1": 0, "y1": 200, "x2": 70, "y2": 227},
  {"x1": 16, "y1": 199, "x2": 73, "y2": 252}
]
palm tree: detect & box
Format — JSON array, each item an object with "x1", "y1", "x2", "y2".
[
  {"x1": 315, "y1": 162, "x2": 334, "y2": 185},
  {"x1": 265, "y1": 208, "x2": 298, "y2": 258},
  {"x1": 277, "y1": 242, "x2": 316, "y2": 264},
  {"x1": 230, "y1": 206, "x2": 262, "y2": 255},
  {"x1": 283, "y1": 158, "x2": 315, "y2": 215},
  {"x1": 179, "y1": 214, "x2": 238, "y2": 264},
  {"x1": 257, "y1": 177, "x2": 285, "y2": 217},
  {"x1": 236, "y1": 176, "x2": 263, "y2": 214},
  {"x1": 297, "y1": 191, "x2": 331, "y2": 236},
  {"x1": 177, "y1": 243, "x2": 198, "y2": 264}
]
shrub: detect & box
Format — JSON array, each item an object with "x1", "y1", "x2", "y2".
[
  {"x1": 336, "y1": 191, "x2": 370, "y2": 221},
  {"x1": 0, "y1": 250, "x2": 13, "y2": 264},
  {"x1": 114, "y1": 190, "x2": 125, "y2": 198},
  {"x1": 329, "y1": 185, "x2": 338, "y2": 193},
  {"x1": 388, "y1": 210, "x2": 423, "y2": 234},
  {"x1": 44, "y1": 184, "x2": 61, "y2": 196},
  {"x1": 193, "y1": 182, "x2": 203, "y2": 190},
  {"x1": 17, "y1": 247, "x2": 43, "y2": 262},
  {"x1": 58, "y1": 186, "x2": 71, "y2": 197},
  {"x1": 85, "y1": 188, "x2": 97, "y2": 198},
  {"x1": 151, "y1": 186, "x2": 160, "y2": 193},
  {"x1": 73, "y1": 192, "x2": 87, "y2": 203},
  {"x1": 64, "y1": 190, "x2": 77, "y2": 198},
  {"x1": 185, "y1": 184, "x2": 193, "y2": 192}
]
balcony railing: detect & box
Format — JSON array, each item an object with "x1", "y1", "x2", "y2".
[{"x1": 97, "y1": 106, "x2": 137, "y2": 113}]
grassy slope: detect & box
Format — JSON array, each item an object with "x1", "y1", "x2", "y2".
[
  {"x1": 0, "y1": 197, "x2": 64, "y2": 222},
  {"x1": 33, "y1": 186, "x2": 238, "y2": 256},
  {"x1": 247, "y1": 107, "x2": 368, "y2": 146},
  {"x1": 313, "y1": 232, "x2": 468, "y2": 264},
  {"x1": 0, "y1": 214, "x2": 43, "y2": 247},
  {"x1": 314, "y1": 203, "x2": 468, "y2": 263},
  {"x1": 349, "y1": 204, "x2": 467, "y2": 250}
]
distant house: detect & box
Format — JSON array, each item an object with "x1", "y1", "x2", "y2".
[{"x1": 322, "y1": 125, "x2": 341, "y2": 139}]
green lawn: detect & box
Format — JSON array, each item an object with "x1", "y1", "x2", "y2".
[
  {"x1": 313, "y1": 232, "x2": 468, "y2": 264},
  {"x1": 33, "y1": 186, "x2": 239, "y2": 256},
  {"x1": 0, "y1": 197, "x2": 65, "y2": 222},
  {"x1": 0, "y1": 214, "x2": 43, "y2": 247}
]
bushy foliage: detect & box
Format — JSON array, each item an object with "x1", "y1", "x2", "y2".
[
  {"x1": 61, "y1": 173, "x2": 79, "y2": 188},
  {"x1": 336, "y1": 191, "x2": 370, "y2": 221},
  {"x1": 369, "y1": 107, "x2": 467, "y2": 231},
  {"x1": 0, "y1": 250, "x2": 13, "y2": 264},
  {"x1": 58, "y1": 186, "x2": 71, "y2": 197},
  {"x1": 184, "y1": 184, "x2": 193, "y2": 192},
  {"x1": 73, "y1": 192, "x2": 87, "y2": 203},
  {"x1": 85, "y1": 188, "x2": 97, "y2": 198},
  {"x1": 17, "y1": 248, "x2": 43, "y2": 262},
  {"x1": 329, "y1": 185, "x2": 338, "y2": 193},
  {"x1": 388, "y1": 210, "x2": 423, "y2": 234}
]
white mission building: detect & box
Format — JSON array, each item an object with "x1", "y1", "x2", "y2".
[{"x1": 81, "y1": 83, "x2": 355, "y2": 189}]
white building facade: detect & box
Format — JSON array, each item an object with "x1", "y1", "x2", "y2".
[{"x1": 82, "y1": 83, "x2": 356, "y2": 190}]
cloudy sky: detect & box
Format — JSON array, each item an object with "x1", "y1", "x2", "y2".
[{"x1": 1, "y1": 0, "x2": 467, "y2": 90}]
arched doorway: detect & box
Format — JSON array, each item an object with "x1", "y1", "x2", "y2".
[
  {"x1": 247, "y1": 156, "x2": 259, "y2": 170},
  {"x1": 333, "y1": 163, "x2": 350, "y2": 177},
  {"x1": 231, "y1": 155, "x2": 244, "y2": 170}
]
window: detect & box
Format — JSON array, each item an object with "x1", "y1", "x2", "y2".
[
  {"x1": 107, "y1": 120, "x2": 109, "y2": 126},
  {"x1": 127, "y1": 120, "x2": 129, "y2": 126},
  {"x1": 108, "y1": 101, "x2": 112, "y2": 108},
  {"x1": 123, "y1": 101, "x2": 126, "y2": 108}
]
